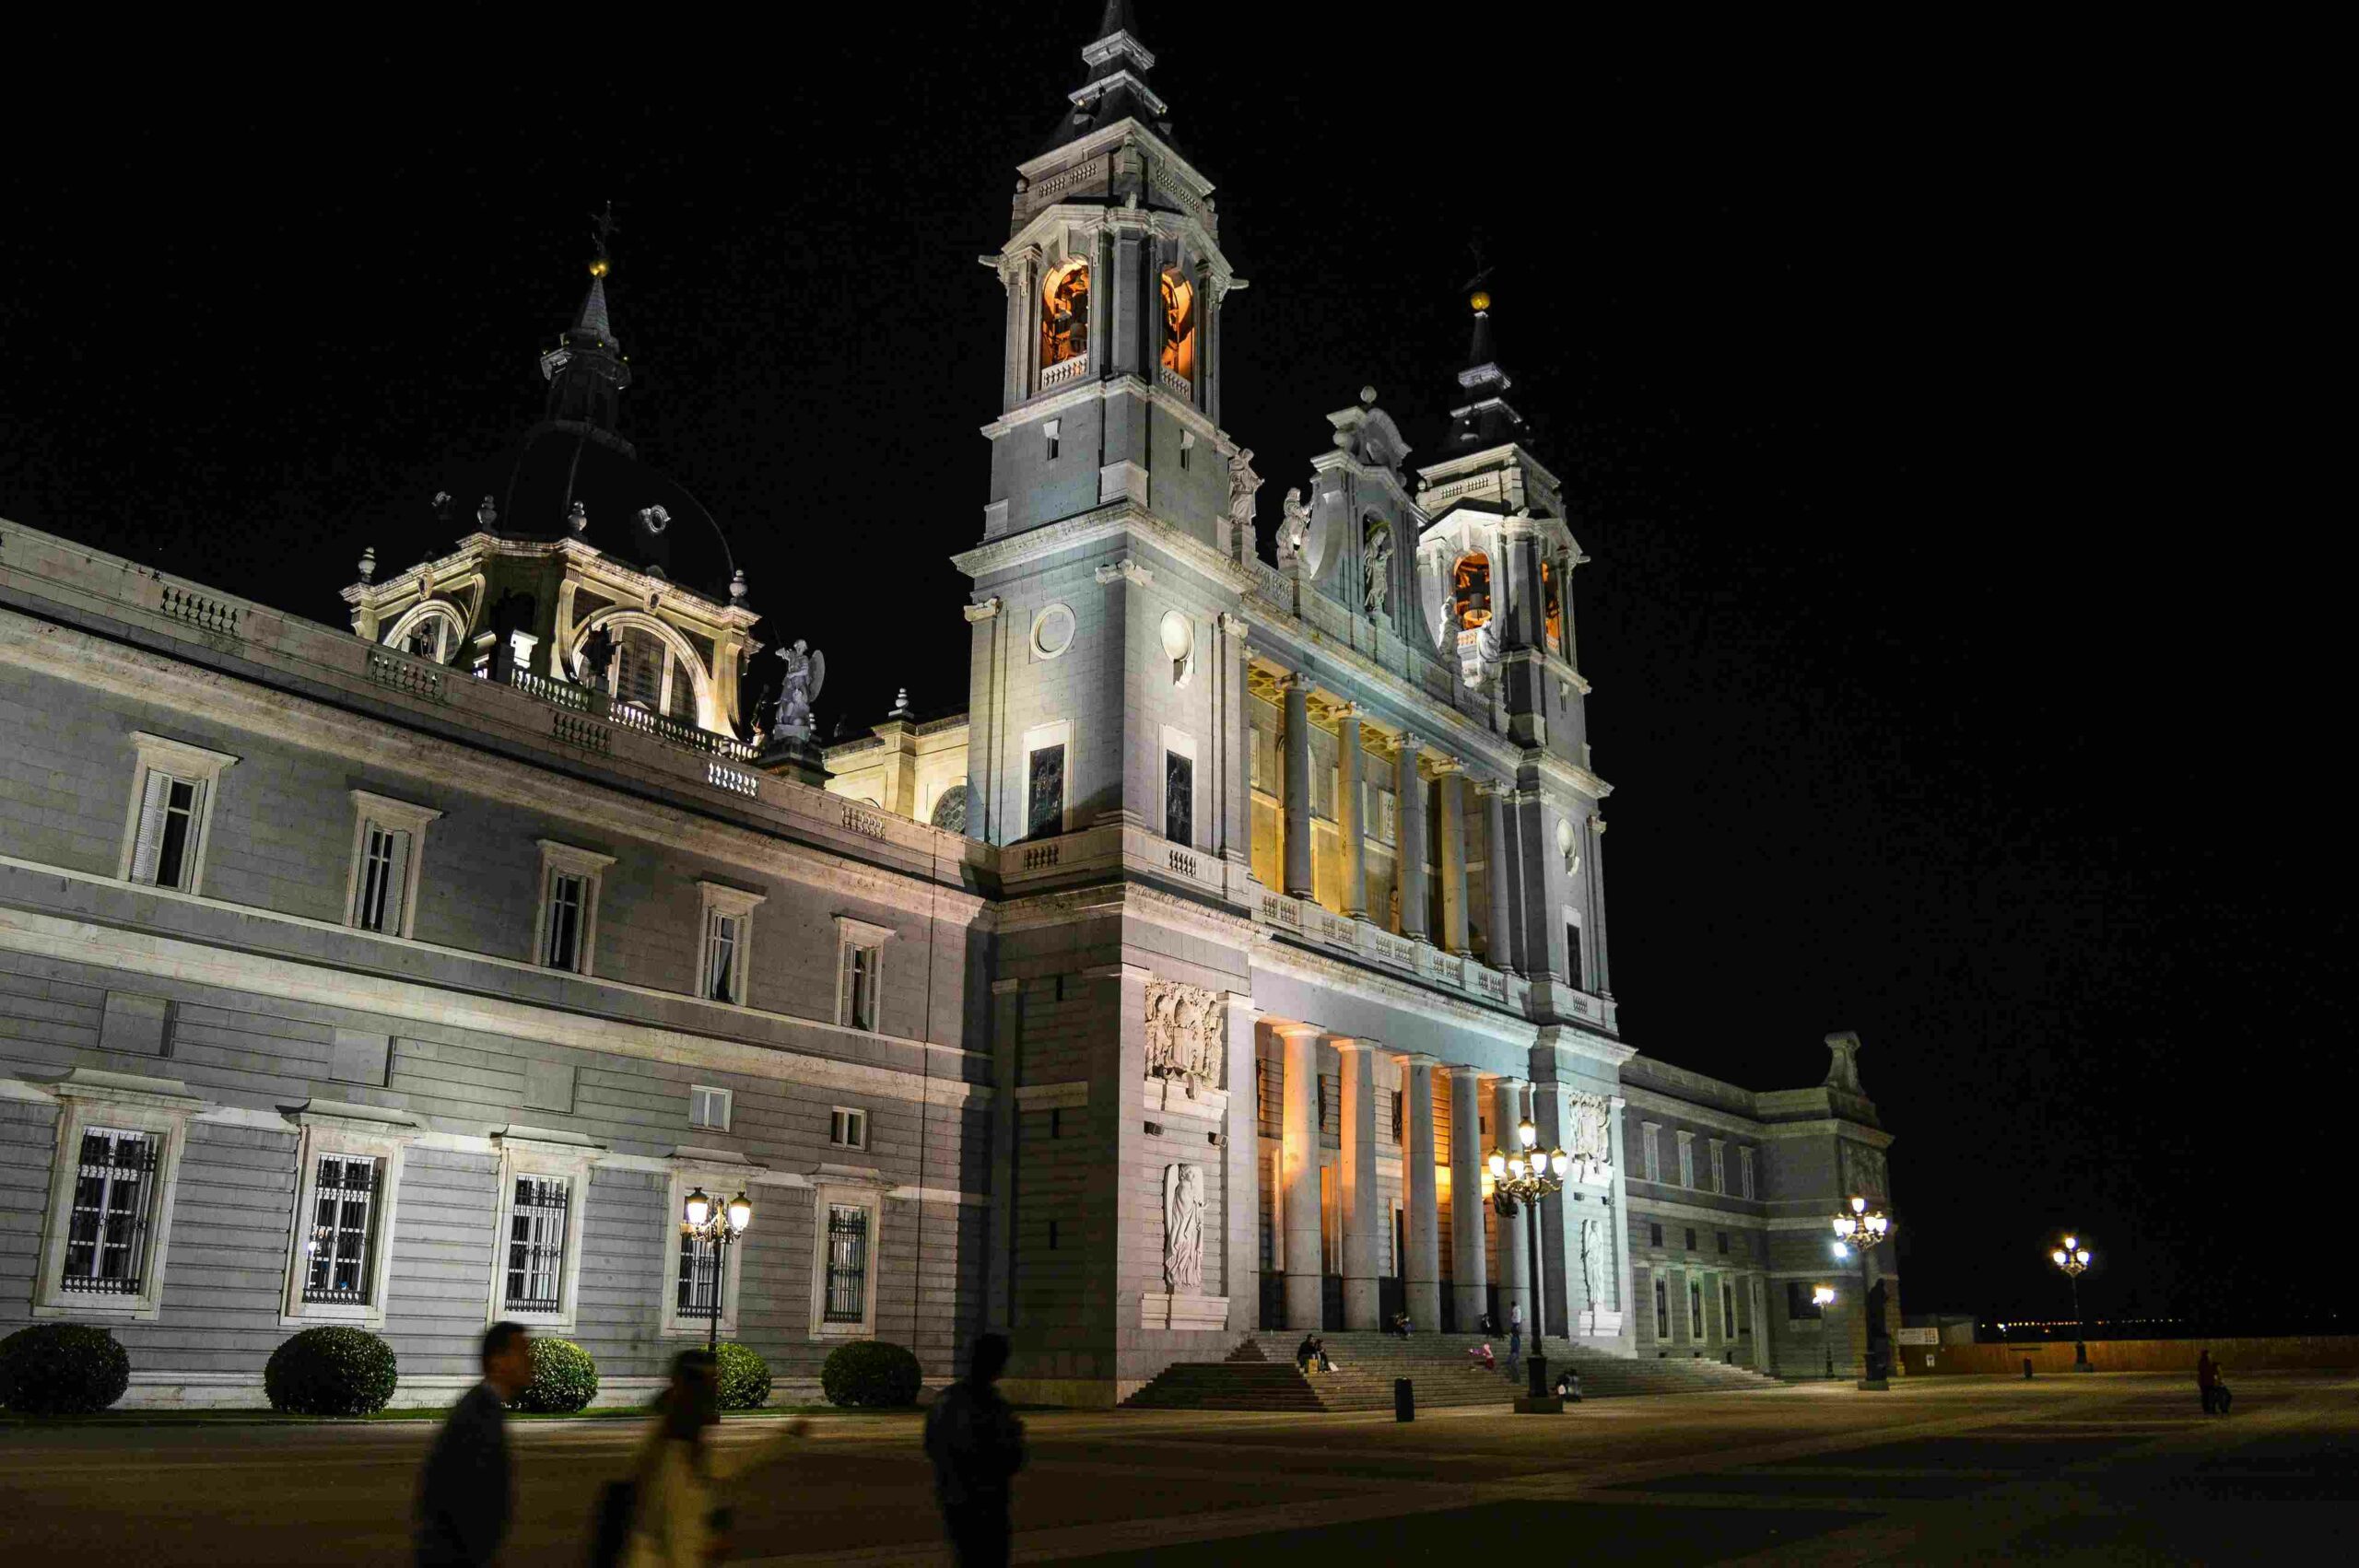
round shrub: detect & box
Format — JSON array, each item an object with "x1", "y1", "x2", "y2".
[
  {"x1": 821, "y1": 1340, "x2": 921, "y2": 1409},
  {"x1": 714, "y1": 1340, "x2": 773, "y2": 1410},
  {"x1": 264, "y1": 1326, "x2": 398, "y2": 1416},
  {"x1": 0, "y1": 1323, "x2": 131, "y2": 1414},
  {"x1": 514, "y1": 1336, "x2": 598, "y2": 1414}
]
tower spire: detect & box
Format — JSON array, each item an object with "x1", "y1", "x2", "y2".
[
  {"x1": 539, "y1": 203, "x2": 632, "y2": 437},
  {"x1": 1047, "y1": 0, "x2": 1171, "y2": 149},
  {"x1": 1444, "y1": 272, "x2": 1529, "y2": 453}
]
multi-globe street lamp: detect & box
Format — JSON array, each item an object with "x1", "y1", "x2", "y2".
[
  {"x1": 1487, "y1": 1117, "x2": 1570, "y2": 1409},
  {"x1": 680, "y1": 1185, "x2": 754, "y2": 1355},
  {"x1": 2051, "y1": 1236, "x2": 2094, "y2": 1372},
  {"x1": 1812, "y1": 1284, "x2": 1837, "y2": 1378},
  {"x1": 1831, "y1": 1196, "x2": 1895, "y2": 1385}
]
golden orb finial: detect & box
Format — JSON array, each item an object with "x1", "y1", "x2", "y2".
[
  {"x1": 1469, "y1": 289, "x2": 1491, "y2": 312},
  {"x1": 588, "y1": 257, "x2": 610, "y2": 278}
]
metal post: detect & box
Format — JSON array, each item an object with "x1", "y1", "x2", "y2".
[
  {"x1": 1526, "y1": 1199, "x2": 1549, "y2": 1399},
  {"x1": 708, "y1": 1230, "x2": 725, "y2": 1356},
  {"x1": 2070, "y1": 1271, "x2": 2087, "y2": 1371}
]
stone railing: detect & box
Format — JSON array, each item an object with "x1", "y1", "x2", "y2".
[
  {"x1": 1039, "y1": 353, "x2": 1090, "y2": 391},
  {"x1": 1249, "y1": 886, "x2": 1536, "y2": 1016},
  {"x1": 1158, "y1": 364, "x2": 1191, "y2": 400}
]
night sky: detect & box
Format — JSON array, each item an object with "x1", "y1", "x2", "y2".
[{"x1": 5, "y1": 12, "x2": 2339, "y2": 1328}]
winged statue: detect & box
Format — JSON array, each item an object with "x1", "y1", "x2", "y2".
[{"x1": 773, "y1": 639, "x2": 827, "y2": 738}]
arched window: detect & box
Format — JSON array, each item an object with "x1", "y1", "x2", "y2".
[
  {"x1": 616, "y1": 627, "x2": 664, "y2": 709},
  {"x1": 1040, "y1": 260, "x2": 1089, "y2": 369},
  {"x1": 1542, "y1": 557, "x2": 1563, "y2": 652},
  {"x1": 1159, "y1": 268, "x2": 1196, "y2": 382},
  {"x1": 384, "y1": 603, "x2": 464, "y2": 664},
  {"x1": 1451, "y1": 552, "x2": 1493, "y2": 630}
]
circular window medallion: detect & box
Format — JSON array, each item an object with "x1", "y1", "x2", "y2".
[
  {"x1": 1031, "y1": 603, "x2": 1076, "y2": 660},
  {"x1": 1158, "y1": 610, "x2": 1193, "y2": 662}
]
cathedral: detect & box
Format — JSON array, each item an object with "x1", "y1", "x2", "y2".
[{"x1": 0, "y1": 4, "x2": 1897, "y2": 1408}]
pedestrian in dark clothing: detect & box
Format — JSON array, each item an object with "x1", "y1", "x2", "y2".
[
  {"x1": 2197, "y1": 1350, "x2": 2220, "y2": 1415},
  {"x1": 1296, "y1": 1334, "x2": 1320, "y2": 1373},
  {"x1": 415, "y1": 1320, "x2": 533, "y2": 1567},
  {"x1": 925, "y1": 1332, "x2": 1027, "y2": 1568}
]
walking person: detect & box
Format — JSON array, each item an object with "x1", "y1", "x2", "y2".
[
  {"x1": 1508, "y1": 1300, "x2": 1523, "y2": 1375},
  {"x1": 2196, "y1": 1349, "x2": 2221, "y2": 1415},
  {"x1": 619, "y1": 1351, "x2": 806, "y2": 1566},
  {"x1": 925, "y1": 1332, "x2": 1027, "y2": 1568},
  {"x1": 415, "y1": 1320, "x2": 533, "y2": 1567}
]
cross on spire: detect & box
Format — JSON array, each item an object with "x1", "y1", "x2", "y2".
[{"x1": 590, "y1": 200, "x2": 620, "y2": 261}]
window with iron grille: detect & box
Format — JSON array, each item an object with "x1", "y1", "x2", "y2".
[
  {"x1": 824, "y1": 1204, "x2": 869, "y2": 1324},
  {"x1": 302, "y1": 1155, "x2": 381, "y2": 1305},
  {"x1": 1653, "y1": 1275, "x2": 1669, "y2": 1340},
  {"x1": 1722, "y1": 1279, "x2": 1736, "y2": 1335},
  {"x1": 1689, "y1": 1277, "x2": 1705, "y2": 1339},
  {"x1": 676, "y1": 1230, "x2": 722, "y2": 1320},
  {"x1": 63, "y1": 1129, "x2": 158, "y2": 1293},
  {"x1": 503, "y1": 1176, "x2": 570, "y2": 1313}
]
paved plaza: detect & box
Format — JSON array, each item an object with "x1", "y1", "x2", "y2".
[{"x1": 4, "y1": 1375, "x2": 2353, "y2": 1563}]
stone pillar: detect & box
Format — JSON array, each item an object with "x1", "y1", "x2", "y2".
[
  {"x1": 1224, "y1": 992, "x2": 1262, "y2": 1332},
  {"x1": 1396, "y1": 733, "x2": 1427, "y2": 940},
  {"x1": 1589, "y1": 814, "x2": 1614, "y2": 996},
  {"x1": 1607, "y1": 1094, "x2": 1631, "y2": 1325},
  {"x1": 983, "y1": 978, "x2": 1022, "y2": 1329},
  {"x1": 1278, "y1": 1025, "x2": 1323, "y2": 1329},
  {"x1": 1336, "y1": 1039, "x2": 1381, "y2": 1330},
  {"x1": 1436, "y1": 761, "x2": 1469, "y2": 953},
  {"x1": 1337, "y1": 706, "x2": 1367, "y2": 918},
  {"x1": 1282, "y1": 674, "x2": 1314, "y2": 899},
  {"x1": 1480, "y1": 780, "x2": 1517, "y2": 972},
  {"x1": 1402, "y1": 1054, "x2": 1442, "y2": 1328},
  {"x1": 1494, "y1": 1077, "x2": 1532, "y2": 1331},
  {"x1": 1448, "y1": 1066, "x2": 1488, "y2": 1330},
  {"x1": 1217, "y1": 615, "x2": 1250, "y2": 868}
]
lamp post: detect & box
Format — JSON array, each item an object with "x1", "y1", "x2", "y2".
[
  {"x1": 2051, "y1": 1236, "x2": 2093, "y2": 1372},
  {"x1": 680, "y1": 1185, "x2": 754, "y2": 1356},
  {"x1": 1813, "y1": 1284, "x2": 1837, "y2": 1379},
  {"x1": 1487, "y1": 1116, "x2": 1570, "y2": 1410},
  {"x1": 1830, "y1": 1196, "x2": 1894, "y2": 1387}
]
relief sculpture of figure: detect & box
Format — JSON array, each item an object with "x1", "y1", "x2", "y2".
[
  {"x1": 1362, "y1": 519, "x2": 1391, "y2": 615},
  {"x1": 1164, "y1": 1163, "x2": 1204, "y2": 1293},
  {"x1": 1567, "y1": 1093, "x2": 1611, "y2": 1164},
  {"x1": 1580, "y1": 1217, "x2": 1607, "y2": 1308},
  {"x1": 1144, "y1": 978, "x2": 1224, "y2": 1097},
  {"x1": 772, "y1": 639, "x2": 826, "y2": 739}
]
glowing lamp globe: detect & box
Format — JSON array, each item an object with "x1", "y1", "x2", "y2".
[
  {"x1": 1487, "y1": 1150, "x2": 1508, "y2": 1180},
  {"x1": 726, "y1": 1191, "x2": 754, "y2": 1234},
  {"x1": 683, "y1": 1187, "x2": 712, "y2": 1230},
  {"x1": 1517, "y1": 1118, "x2": 1538, "y2": 1151},
  {"x1": 1549, "y1": 1148, "x2": 1571, "y2": 1179},
  {"x1": 2051, "y1": 1249, "x2": 2067, "y2": 1267},
  {"x1": 1470, "y1": 290, "x2": 1492, "y2": 311}
]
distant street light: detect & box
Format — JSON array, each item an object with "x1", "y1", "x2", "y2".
[
  {"x1": 1488, "y1": 1117, "x2": 1571, "y2": 1410},
  {"x1": 1831, "y1": 1196, "x2": 1895, "y2": 1387},
  {"x1": 681, "y1": 1185, "x2": 754, "y2": 1355},
  {"x1": 1813, "y1": 1284, "x2": 1837, "y2": 1378},
  {"x1": 2051, "y1": 1236, "x2": 2094, "y2": 1372}
]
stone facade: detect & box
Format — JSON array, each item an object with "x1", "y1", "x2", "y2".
[{"x1": 0, "y1": 10, "x2": 1895, "y2": 1409}]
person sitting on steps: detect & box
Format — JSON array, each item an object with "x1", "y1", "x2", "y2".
[
  {"x1": 1555, "y1": 1368, "x2": 1583, "y2": 1401},
  {"x1": 1466, "y1": 1342, "x2": 1496, "y2": 1373},
  {"x1": 1390, "y1": 1312, "x2": 1414, "y2": 1339}
]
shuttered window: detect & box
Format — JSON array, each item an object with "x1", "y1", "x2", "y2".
[
  {"x1": 130, "y1": 773, "x2": 204, "y2": 890},
  {"x1": 63, "y1": 1129, "x2": 158, "y2": 1293},
  {"x1": 353, "y1": 823, "x2": 411, "y2": 932},
  {"x1": 302, "y1": 1155, "x2": 381, "y2": 1305}
]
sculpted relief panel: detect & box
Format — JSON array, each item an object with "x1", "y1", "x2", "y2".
[
  {"x1": 1163, "y1": 1163, "x2": 1205, "y2": 1293},
  {"x1": 1564, "y1": 1090, "x2": 1614, "y2": 1186},
  {"x1": 1144, "y1": 977, "x2": 1225, "y2": 1097},
  {"x1": 1841, "y1": 1141, "x2": 1890, "y2": 1201}
]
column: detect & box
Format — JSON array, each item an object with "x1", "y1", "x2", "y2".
[
  {"x1": 1494, "y1": 1078, "x2": 1532, "y2": 1330},
  {"x1": 1337, "y1": 706, "x2": 1367, "y2": 918},
  {"x1": 1436, "y1": 761, "x2": 1469, "y2": 953},
  {"x1": 1533, "y1": 1078, "x2": 1575, "y2": 1340},
  {"x1": 1448, "y1": 1066, "x2": 1488, "y2": 1329},
  {"x1": 1336, "y1": 1039, "x2": 1381, "y2": 1330},
  {"x1": 1217, "y1": 615, "x2": 1250, "y2": 867},
  {"x1": 1606, "y1": 1094, "x2": 1631, "y2": 1326},
  {"x1": 1278, "y1": 1025, "x2": 1323, "y2": 1329},
  {"x1": 1589, "y1": 814, "x2": 1614, "y2": 997},
  {"x1": 983, "y1": 978, "x2": 1021, "y2": 1329},
  {"x1": 1480, "y1": 781, "x2": 1517, "y2": 972},
  {"x1": 1282, "y1": 674, "x2": 1314, "y2": 898},
  {"x1": 1223, "y1": 992, "x2": 1262, "y2": 1330},
  {"x1": 1396, "y1": 733, "x2": 1427, "y2": 940},
  {"x1": 1402, "y1": 1054, "x2": 1442, "y2": 1328}
]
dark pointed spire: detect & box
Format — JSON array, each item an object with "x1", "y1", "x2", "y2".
[
  {"x1": 1444, "y1": 282, "x2": 1529, "y2": 452},
  {"x1": 1046, "y1": 0, "x2": 1171, "y2": 150},
  {"x1": 538, "y1": 205, "x2": 631, "y2": 436}
]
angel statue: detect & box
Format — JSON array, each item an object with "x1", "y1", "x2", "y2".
[
  {"x1": 1275, "y1": 486, "x2": 1311, "y2": 566},
  {"x1": 772, "y1": 639, "x2": 826, "y2": 740},
  {"x1": 1362, "y1": 518, "x2": 1392, "y2": 614}
]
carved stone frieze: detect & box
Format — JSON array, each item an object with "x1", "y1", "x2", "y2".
[{"x1": 1144, "y1": 977, "x2": 1225, "y2": 1095}]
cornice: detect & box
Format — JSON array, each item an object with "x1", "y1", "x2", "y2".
[
  {"x1": 1619, "y1": 1084, "x2": 1764, "y2": 1138},
  {"x1": 953, "y1": 502, "x2": 1259, "y2": 599},
  {"x1": 981, "y1": 371, "x2": 1226, "y2": 448},
  {"x1": 1238, "y1": 604, "x2": 1522, "y2": 782},
  {"x1": 1249, "y1": 930, "x2": 1536, "y2": 1049}
]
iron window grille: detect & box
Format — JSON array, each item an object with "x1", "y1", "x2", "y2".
[
  {"x1": 302, "y1": 1155, "x2": 381, "y2": 1305},
  {"x1": 504, "y1": 1176, "x2": 569, "y2": 1313},
  {"x1": 676, "y1": 1229, "x2": 722, "y2": 1320},
  {"x1": 1689, "y1": 1279, "x2": 1705, "y2": 1338},
  {"x1": 1653, "y1": 1276, "x2": 1670, "y2": 1340},
  {"x1": 63, "y1": 1129, "x2": 158, "y2": 1293},
  {"x1": 824, "y1": 1204, "x2": 869, "y2": 1324}
]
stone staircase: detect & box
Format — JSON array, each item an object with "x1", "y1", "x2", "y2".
[{"x1": 1123, "y1": 1330, "x2": 1784, "y2": 1412}]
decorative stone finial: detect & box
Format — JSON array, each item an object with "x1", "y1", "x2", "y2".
[
  {"x1": 357, "y1": 546, "x2": 377, "y2": 583},
  {"x1": 1824, "y1": 1031, "x2": 1865, "y2": 1095},
  {"x1": 1360, "y1": 384, "x2": 1378, "y2": 405},
  {"x1": 888, "y1": 687, "x2": 912, "y2": 720},
  {"x1": 567, "y1": 500, "x2": 588, "y2": 533},
  {"x1": 729, "y1": 568, "x2": 747, "y2": 602},
  {"x1": 476, "y1": 496, "x2": 498, "y2": 531}
]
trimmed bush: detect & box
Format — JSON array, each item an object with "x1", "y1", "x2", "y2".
[
  {"x1": 514, "y1": 1336, "x2": 599, "y2": 1414},
  {"x1": 714, "y1": 1340, "x2": 773, "y2": 1411},
  {"x1": 264, "y1": 1326, "x2": 398, "y2": 1416},
  {"x1": 820, "y1": 1340, "x2": 921, "y2": 1409},
  {"x1": 0, "y1": 1323, "x2": 131, "y2": 1414}
]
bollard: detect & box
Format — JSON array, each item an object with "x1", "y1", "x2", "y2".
[{"x1": 1394, "y1": 1377, "x2": 1414, "y2": 1422}]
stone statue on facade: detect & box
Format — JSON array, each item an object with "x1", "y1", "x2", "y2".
[
  {"x1": 1275, "y1": 486, "x2": 1310, "y2": 567},
  {"x1": 1566, "y1": 1092, "x2": 1612, "y2": 1166},
  {"x1": 1226, "y1": 445, "x2": 1262, "y2": 546},
  {"x1": 1824, "y1": 1030, "x2": 1866, "y2": 1094},
  {"x1": 1143, "y1": 977, "x2": 1224, "y2": 1096},
  {"x1": 1362, "y1": 518, "x2": 1391, "y2": 614},
  {"x1": 1842, "y1": 1141, "x2": 1889, "y2": 1200},
  {"x1": 1163, "y1": 1162, "x2": 1205, "y2": 1292},
  {"x1": 772, "y1": 639, "x2": 826, "y2": 739},
  {"x1": 1580, "y1": 1216, "x2": 1607, "y2": 1308},
  {"x1": 577, "y1": 625, "x2": 616, "y2": 686}
]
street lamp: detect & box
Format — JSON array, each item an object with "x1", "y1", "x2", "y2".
[
  {"x1": 1487, "y1": 1116, "x2": 1570, "y2": 1410},
  {"x1": 1812, "y1": 1285, "x2": 1837, "y2": 1378},
  {"x1": 2051, "y1": 1236, "x2": 2093, "y2": 1372},
  {"x1": 1831, "y1": 1196, "x2": 1895, "y2": 1387},
  {"x1": 680, "y1": 1185, "x2": 754, "y2": 1355}
]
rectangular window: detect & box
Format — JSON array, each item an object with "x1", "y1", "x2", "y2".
[
  {"x1": 1366, "y1": 782, "x2": 1398, "y2": 846},
  {"x1": 1788, "y1": 1281, "x2": 1823, "y2": 1321},
  {"x1": 1717, "y1": 1230, "x2": 1730, "y2": 1255},
  {"x1": 544, "y1": 872, "x2": 586, "y2": 969},
  {"x1": 1740, "y1": 1146, "x2": 1755, "y2": 1199},
  {"x1": 1689, "y1": 1278, "x2": 1704, "y2": 1339},
  {"x1": 1565, "y1": 919, "x2": 1583, "y2": 986},
  {"x1": 503, "y1": 1176, "x2": 570, "y2": 1313},
  {"x1": 131, "y1": 774, "x2": 204, "y2": 891},
  {"x1": 62, "y1": 1129, "x2": 158, "y2": 1293},
  {"x1": 1684, "y1": 1227, "x2": 1696, "y2": 1252},
  {"x1": 824, "y1": 1204, "x2": 869, "y2": 1324},
  {"x1": 829, "y1": 1107, "x2": 867, "y2": 1151},
  {"x1": 688, "y1": 1085, "x2": 732, "y2": 1131},
  {"x1": 1165, "y1": 750, "x2": 1193, "y2": 843},
  {"x1": 1043, "y1": 417, "x2": 1061, "y2": 462},
  {"x1": 703, "y1": 911, "x2": 743, "y2": 1001},
  {"x1": 1677, "y1": 1131, "x2": 1696, "y2": 1188},
  {"x1": 841, "y1": 944, "x2": 879, "y2": 1031},
  {"x1": 1710, "y1": 1140, "x2": 1727, "y2": 1195},
  {"x1": 301, "y1": 1155, "x2": 380, "y2": 1305},
  {"x1": 353, "y1": 823, "x2": 410, "y2": 933},
  {"x1": 1721, "y1": 1280, "x2": 1736, "y2": 1337},
  {"x1": 1027, "y1": 743, "x2": 1066, "y2": 838},
  {"x1": 1653, "y1": 1276, "x2": 1669, "y2": 1340},
  {"x1": 677, "y1": 1230, "x2": 721, "y2": 1320},
  {"x1": 1649, "y1": 1222, "x2": 1663, "y2": 1247},
  {"x1": 1642, "y1": 1123, "x2": 1661, "y2": 1183}
]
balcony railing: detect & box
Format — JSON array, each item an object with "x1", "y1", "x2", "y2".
[
  {"x1": 499, "y1": 666, "x2": 758, "y2": 763},
  {"x1": 1040, "y1": 353, "x2": 1089, "y2": 391}
]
